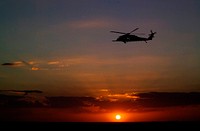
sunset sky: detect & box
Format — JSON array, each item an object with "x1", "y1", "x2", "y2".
[{"x1": 0, "y1": 0, "x2": 200, "y2": 122}]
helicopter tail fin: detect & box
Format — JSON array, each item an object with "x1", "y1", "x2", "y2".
[{"x1": 148, "y1": 30, "x2": 156, "y2": 40}]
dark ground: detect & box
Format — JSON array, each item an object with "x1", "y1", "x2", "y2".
[{"x1": 1, "y1": 122, "x2": 200, "y2": 130}]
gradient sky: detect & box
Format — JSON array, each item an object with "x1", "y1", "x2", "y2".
[{"x1": 1, "y1": 0, "x2": 200, "y2": 97}]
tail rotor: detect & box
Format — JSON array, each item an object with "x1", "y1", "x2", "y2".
[{"x1": 148, "y1": 30, "x2": 157, "y2": 40}]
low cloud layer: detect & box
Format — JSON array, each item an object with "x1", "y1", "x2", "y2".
[
  {"x1": 1, "y1": 91, "x2": 200, "y2": 112},
  {"x1": 1, "y1": 91, "x2": 200, "y2": 122}
]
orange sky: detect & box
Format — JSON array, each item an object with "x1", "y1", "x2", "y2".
[
  {"x1": 1, "y1": 0, "x2": 200, "y2": 97},
  {"x1": 0, "y1": 0, "x2": 200, "y2": 123},
  {"x1": 1, "y1": 105, "x2": 200, "y2": 122}
]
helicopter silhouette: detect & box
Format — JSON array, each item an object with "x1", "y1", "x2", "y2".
[{"x1": 110, "y1": 28, "x2": 156, "y2": 44}]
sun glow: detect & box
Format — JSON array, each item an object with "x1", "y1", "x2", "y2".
[
  {"x1": 115, "y1": 114, "x2": 121, "y2": 120},
  {"x1": 111, "y1": 112, "x2": 126, "y2": 122}
]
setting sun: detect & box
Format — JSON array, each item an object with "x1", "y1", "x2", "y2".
[
  {"x1": 115, "y1": 114, "x2": 121, "y2": 120},
  {"x1": 109, "y1": 112, "x2": 127, "y2": 122}
]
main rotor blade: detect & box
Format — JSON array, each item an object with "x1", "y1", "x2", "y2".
[
  {"x1": 129, "y1": 28, "x2": 139, "y2": 34},
  {"x1": 110, "y1": 31, "x2": 127, "y2": 34},
  {"x1": 133, "y1": 33, "x2": 145, "y2": 35}
]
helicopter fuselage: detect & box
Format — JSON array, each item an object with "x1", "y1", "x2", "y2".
[{"x1": 116, "y1": 34, "x2": 148, "y2": 43}]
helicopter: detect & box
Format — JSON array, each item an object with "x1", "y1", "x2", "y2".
[{"x1": 110, "y1": 28, "x2": 156, "y2": 44}]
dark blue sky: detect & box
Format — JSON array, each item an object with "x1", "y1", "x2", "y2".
[{"x1": 0, "y1": 0, "x2": 200, "y2": 96}]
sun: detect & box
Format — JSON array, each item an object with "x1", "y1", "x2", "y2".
[
  {"x1": 110, "y1": 112, "x2": 126, "y2": 122},
  {"x1": 115, "y1": 114, "x2": 121, "y2": 120}
]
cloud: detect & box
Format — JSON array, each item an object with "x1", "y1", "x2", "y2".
[
  {"x1": 1, "y1": 60, "x2": 36, "y2": 69},
  {"x1": 81, "y1": 101, "x2": 105, "y2": 113},
  {"x1": 41, "y1": 18, "x2": 117, "y2": 34},
  {"x1": 62, "y1": 55, "x2": 170, "y2": 66},
  {"x1": 0, "y1": 89, "x2": 49, "y2": 107},
  {"x1": 96, "y1": 92, "x2": 139, "y2": 102},
  {"x1": 1, "y1": 92, "x2": 200, "y2": 114},
  {"x1": 0, "y1": 90, "x2": 43, "y2": 96},
  {"x1": 1, "y1": 61, "x2": 41, "y2": 71},
  {"x1": 1, "y1": 60, "x2": 69, "y2": 71},
  {"x1": 1, "y1": 61, "x2": 24, "y2": 66},
  {"x1": 60, "y1": 92, "x2": 200, "y2": 113},
  {"x1": 18, "y1": 94, "x2": 49, "y2": 106},
  {"x1": 47, "y1": 61, "x2": 60, "y2": 65},
  {"x1": 68, "y1": 18, "x2": 113, "y2": 29}
]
